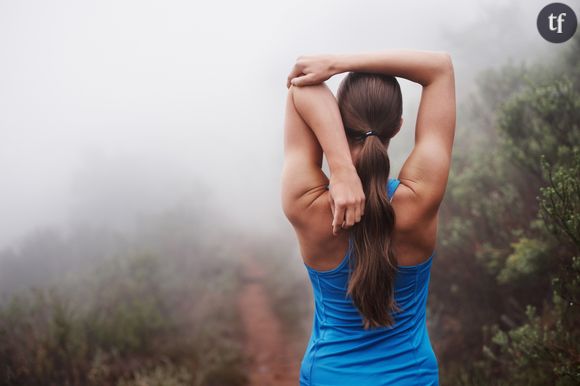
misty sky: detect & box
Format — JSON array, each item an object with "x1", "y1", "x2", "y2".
[{"x1": 0, "y1": 0, "x2": 572, "y2": 251}]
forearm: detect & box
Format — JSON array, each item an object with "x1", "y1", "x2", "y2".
[
  {"x1": 290, "y1": 84, "x2": 355, "y2": 173},
  {"x1": 332, "y1": 49, "x2": 452, "y2": 86}
]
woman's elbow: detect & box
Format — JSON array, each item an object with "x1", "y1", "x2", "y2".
[{"x1": 438, "y1": 51, "x2": 454, "y2": 74}]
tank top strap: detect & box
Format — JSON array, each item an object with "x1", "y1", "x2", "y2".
[
  {"x1": 387, "y1": 178, "x2": 401, "y2": 202},
  {"x1": 327, "y1": 178, "x2": 399, "y2": 200}
]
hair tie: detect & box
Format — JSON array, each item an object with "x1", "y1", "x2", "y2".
[
  {"x1": 364, "y1": 130, "x2": 378, "y2": 138},
  {"x1": 345, "y1": 127, "x2": 381, "y2": 141}
]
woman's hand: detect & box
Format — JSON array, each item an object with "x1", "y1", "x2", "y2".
[
  {"x1": 286, "y1": 54, "x2": 338, "y2": 88},
  {"x1": 328, "y1": 165, "x2": 365, "y2": 236}
]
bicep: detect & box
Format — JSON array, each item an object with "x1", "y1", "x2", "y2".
[
  {"x1": 398, "y1": 57, "x2": 456, "y2": 215},
  {"x1": 281, "y1": 88, "x2": 329, "y2": 225}
]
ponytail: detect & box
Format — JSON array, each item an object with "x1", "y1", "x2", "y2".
[
  {"x1": 337, "y1": 71, "x2": 403, "y2": 329},
  {"x1": 348, "y1": 134, "x2": 401, "y2": 329}
]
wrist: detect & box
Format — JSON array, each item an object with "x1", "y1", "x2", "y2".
[
  {"x1": 329, "y1": 159, "x2": 356, "y2": 175},
  {"x1": 330, "y1": 54, "x2": 349, "y2": 75}
]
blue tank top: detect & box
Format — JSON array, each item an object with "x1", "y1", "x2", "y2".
[{"x1": 300, "y1": 178, "x2": 439, "y2": 386}]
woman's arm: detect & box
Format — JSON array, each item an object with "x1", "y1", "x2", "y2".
[
  {"x1": 288, "y1": 50, "x2": 450, "y2": 87},
  {"x1": 334, "y1": 50, "x2": 451, "y2": 87},
  {"x1": 281, "y1": 84, "x2": 365, "y2": 236},
  {"x1": 289, "y1": 50, "x2": 456, "y2": 223}
]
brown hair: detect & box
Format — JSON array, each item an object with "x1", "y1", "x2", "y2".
[{"x1": 336, "y1": 72, "x2": 403, "y2": 329}]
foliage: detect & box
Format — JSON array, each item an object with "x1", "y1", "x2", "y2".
[
  {"x1": 434, "y1": 34, "x2": 580, "y2": 385},
  {"x1": 0, "y1": 212, "x2": 248, "y2": 386},
  {"x1": 539, "y1": 148, "x2": 580, "y2": 250}
]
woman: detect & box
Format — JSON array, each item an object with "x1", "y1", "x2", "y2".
[{"x1": 281, "y1": 50, "x2": 455, "y2": 385}]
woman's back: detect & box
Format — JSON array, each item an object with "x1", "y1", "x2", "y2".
[
  {"x1": 281, "y1": 50, "x2": 455, "y2": 385},
  {"x1": 299, "y1": 178, "x2": 439, "y2": 386}
]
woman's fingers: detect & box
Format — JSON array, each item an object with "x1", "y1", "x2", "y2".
[
  {"x1": 287, "y1": 65, "x2": 303, "y2": 88},
  {"x1": 329, "y1": 193, "x2": 336, "y2": 217},
  {"x1": 288, "y1": 55, "x2": 336, "y2": 88},
  {"x1": 328, "y1": 169, "x2": 366, "y2": 235},
  {"x1": 332, "y1": 204, "x2": 346, "y2": 235},
  {"x1": 340, "y1": 198, "x2": 361, "y2": 231},
  {"x1": 291, "y1": 73, "x2": 319, "y2": 87},
  {"x1": 354, "y1": 202, "x2": 362, "y2": 224},
  {"x1": 344, "y1": 205, "x2": 355, "y2": 229},
  {"x1": 333, "y1": 198, "x2": 362, "y2": 233}
]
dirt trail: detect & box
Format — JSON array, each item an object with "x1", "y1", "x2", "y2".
[{"x1": 238, "y1": 255, "x2": 302, "y2": 386}]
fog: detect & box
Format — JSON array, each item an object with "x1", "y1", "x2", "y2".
[{"x1": 0, "y1": 0, "x2": 565, "y2": 250}]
